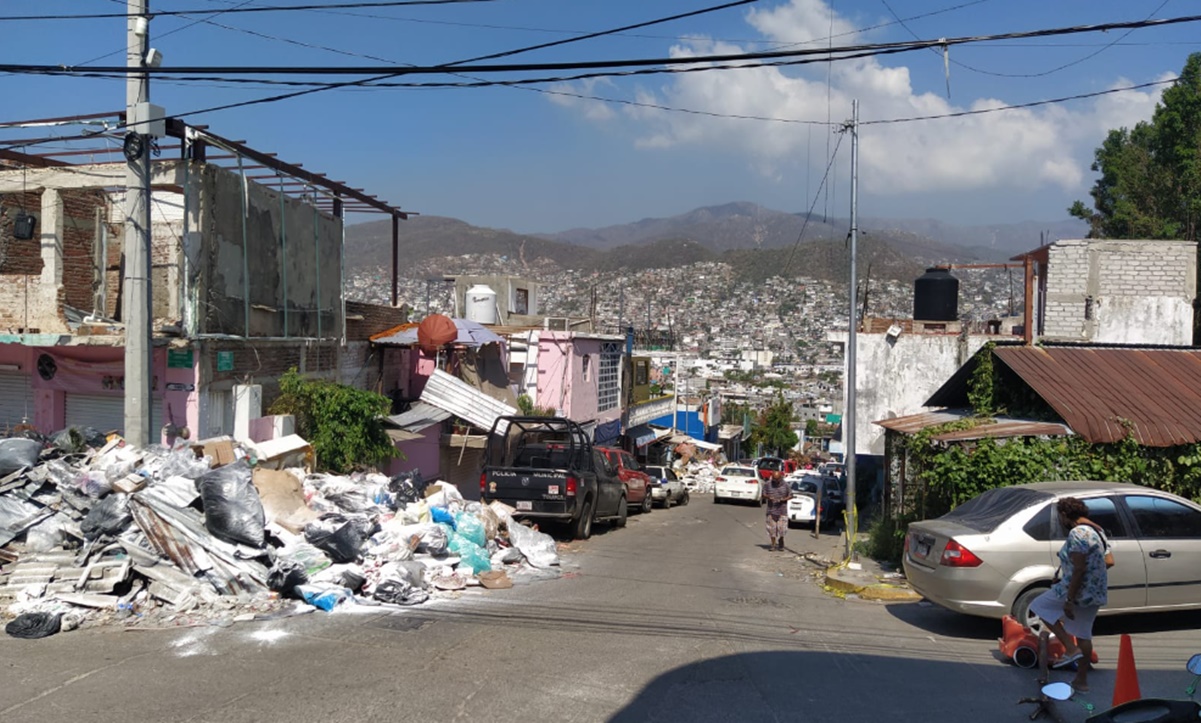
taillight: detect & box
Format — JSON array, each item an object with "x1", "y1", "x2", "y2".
[
  {"x1": 716, "y1": 476, "x2": 726, "y2": 482},
  {"x1": 940, "y1": 539, "x2": 983, "y2": 567},
  {"x1": 480, "y1": 473, "x2": 487, "y2": 496},
  {"x1": 565, "y1": 476, "x2": 578, "y2": 496},
  {"x1": 903, "y1": 533, "x2": 910, "y2": 554},
  {"x1": 747, "y1": 478, "x2": 758, "y2": 484}
]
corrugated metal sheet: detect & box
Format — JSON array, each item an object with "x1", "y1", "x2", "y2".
[
  {"x1": 386, "y1": 401, "x2": 452, "y2": 432},
  {"x1": 994, "y1": 346, "x2": 1201, "y2": 446},
  {"x1": 874, "y1": 408, "x2": 1072, "y2": 441},
  {"x1": 419, "y1": 369, "x2": 518, "y2": 435}
]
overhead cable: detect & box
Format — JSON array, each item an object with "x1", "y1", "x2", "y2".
[{"x1": 0, "y1": 0, "x2": 496, "y2": 21}]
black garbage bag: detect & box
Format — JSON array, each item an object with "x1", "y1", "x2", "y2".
[
  {"x1": 267, "y1": 559, "x2": 308, "y2": 597},
  {"x1": 389, "y1": 471, "x2": 426, "y2": 505},
  {"x1": 5, "y1": 612, "x2": 64, "y2": 639},
  {"x1": 195, "y1": 461, "x2": 266, "y2": 548},
  {"x1": 49, "y1": 426, "x2": 107, "y2": 455},
  {"x1": 80, "y1": 493, "x2": 133, "y2": 540},
  {"x1": 303, "y1": 514, "x2": 364, "y2": 564},
  {"x1": 0, "y1": 437, "x2": 42, "y2": 476},
  {"x1": 373, "y1": 579, "x2": 430, "y2": 606}
]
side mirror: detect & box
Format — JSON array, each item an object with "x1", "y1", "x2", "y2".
[
  {"x1": 1041, "y1": 682, "x2": 1074, "y2": 701},
  {"x1": 1187, "y1": 653, "x2": 1201, "y2": 675}
]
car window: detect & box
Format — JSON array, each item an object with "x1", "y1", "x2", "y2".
[
  {"x1": 721, "y1": 466, "x2": 755, "y2": 476},
  {"x1": 1046, "y1": 496, "x2": 1129, "y2": 539},
  {"x1": 792, "y1": 481, "x2": 818, "y2": 494},
  {"x1": 941, "y1": 486, "x2": 1054, "y2": 533},
  {"x1": 758, "y1": 458, "x2": 784, "y2": 472},
  {"x1": 1023, "y1": 503, "x2": 1053, "y2": 541},
  {"x1": 1125, "y1": 495, "x2": 1201, "y2": 538},
  {"x1": 622, "y1": 453, "x2": 640, "y2": 471},
  {"x1": 665, "y1": 469, "x2": 677, "y2": 480}
]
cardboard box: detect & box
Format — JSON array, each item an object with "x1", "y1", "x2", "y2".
[
  {"x1": 252, "y1": 468, "x2": 319, "y2": 535},
  {"x1": 192, "y1": 437, "x2": 238, "y2": 468}
]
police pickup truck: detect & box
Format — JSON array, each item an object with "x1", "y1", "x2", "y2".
[{"x1": 480, "y1": 416, "x2": 626, "y2": 540}]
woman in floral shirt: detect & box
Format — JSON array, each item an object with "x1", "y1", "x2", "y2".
[{"x1": 1029, "y1": 496, "x2": 1110, "y2": 692}]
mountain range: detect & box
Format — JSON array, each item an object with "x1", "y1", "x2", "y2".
[{"x1": 345, "y1": 202, "x2": 1087, "y2": 284}]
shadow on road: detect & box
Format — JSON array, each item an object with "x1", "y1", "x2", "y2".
[
  {"x1": 883, "y1": 600, "x2": 1001, "y2": 641},
  {"x1": 607, "y1": 650, "x2": 1040, "y2": 723}
]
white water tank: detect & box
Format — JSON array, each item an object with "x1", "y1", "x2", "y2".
[{"x1": 464, "y1": 284, "x2": 498, "y2": 325}]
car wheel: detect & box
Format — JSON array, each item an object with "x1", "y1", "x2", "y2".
[
  {"x1": 641, "y1": 491, "x2": 653, "y2": 514},
  {"x1": 572, "y1": 497, "x2": 594, "y2": 540},
  {"x1": 1012, "y1": 585, "x2": 1050, "y2": 634},
  {"x1": 713, "y1": 494, "x2": 721, "y2": 504},
  {"x1": 614, "y1": 495, "x2": 628, "y2": 528},
  {"x1": 663, "y1": 492, "x2": 673, "y2": 510},
  {"x1": 681, "y1": 490, "x2": 689, "y2": 506}
]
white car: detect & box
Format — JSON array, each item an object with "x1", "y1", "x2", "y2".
[
  {"x1": 713, "y1": 465, "x2": 763, "y2": 505},
  {"x1": 786, "y1": 474, "x2": 825, "y2": 526},
  {"x1": 645, "y1": 465, "x2": 688, "y2": 508}
]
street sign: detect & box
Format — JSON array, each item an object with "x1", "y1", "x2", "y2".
[
  {"x1": 216, "y1": 351, "x2": 234, "y2": 372},
  {"x1": 167, "y1": 349, "x2": 194, "y2": 369}
]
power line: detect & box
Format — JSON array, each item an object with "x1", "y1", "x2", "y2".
[
  {"x1": 879, "y1": 0, "x2": 1172, "y2": 79},
  {"x1": 782, "y1": 131, "x2": 846, "y2": 279},
  {"x1": 0, "y1": 0, "x2": 497, "y2": 21},
  {"x1": 9, "y1": 13, "x2": 1196, "y2": 79}
]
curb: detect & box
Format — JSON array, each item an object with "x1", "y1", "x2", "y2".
[{"x1": 823, "y1": 566, "x2": 923, "y2": 602}]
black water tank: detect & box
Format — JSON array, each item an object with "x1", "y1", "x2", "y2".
[{"x1": 913, "y1": 267, "x2": 959, "y2": 321}]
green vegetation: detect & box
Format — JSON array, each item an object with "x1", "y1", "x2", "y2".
[
  {"x1": 269, "y1": 369, "x2": 397, "y2": 474},
  {"x1": 1069, "y1": 53, "x2": 1201, "y2": 242},
  {"x1": 516, "y1": 394, "x2": 555, "y2": 417},
  {"x1": 747, "y1": 395, "x2": 798, "y2": 456}
]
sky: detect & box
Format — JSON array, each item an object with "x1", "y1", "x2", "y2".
[{"x1": 2, "y1": 0, "x2": 1199, "y2": 234}]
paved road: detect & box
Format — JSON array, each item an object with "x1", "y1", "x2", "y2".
[{"x1": 2, "y1": 494, "x2": 1199, "y2": 722}]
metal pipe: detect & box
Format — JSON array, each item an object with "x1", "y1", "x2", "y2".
[
  {"x1": 279, "y1": 173, "x2": 288, "y2": 338},
  {"x1": 238, "y1": 153, "x2": 250, "y2": 337},
  {"x1": 845, "y1": 99, "x2": 860, "y2": 561}
]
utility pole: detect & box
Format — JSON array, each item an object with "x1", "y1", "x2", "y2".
[
  {"x1": 844, "y1": 100, "x2": 860, "y2": 561},
  {"x1": 123, "y1": 0, "x2": 153, "y2": 447}
]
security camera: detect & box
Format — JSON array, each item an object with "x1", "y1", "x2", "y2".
[{"x1": 144, "y1": 48, "x2": 163, "y2": 68}]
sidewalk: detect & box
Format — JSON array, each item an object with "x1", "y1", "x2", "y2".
[{"x1": 780, "y1": 526, "x2": 922, "y2": 602}]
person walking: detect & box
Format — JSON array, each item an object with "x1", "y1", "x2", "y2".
[
  {"x1": 1031, "y1": 496, "x2": 1111, "y2": 692},
  {"x1": 763, "y1": 471, "x2": 792, "y2": 551}
]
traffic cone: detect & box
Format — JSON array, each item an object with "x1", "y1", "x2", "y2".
[{"x1": 1112, "y1": 633, "x2": 1142, "y2": 707}]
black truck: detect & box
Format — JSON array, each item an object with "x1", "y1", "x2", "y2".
[{"x1": 480, "y1": 416, "x2": 626, "y2": 539}]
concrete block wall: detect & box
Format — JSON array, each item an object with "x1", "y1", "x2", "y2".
[{"x1": 1042, "y1": 239, "x2": 1197, "y2": 345}]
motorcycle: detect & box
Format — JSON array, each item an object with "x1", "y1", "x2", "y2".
[{"x1": 1039, "y1": 652, "x2": 1201, "y2": 723}]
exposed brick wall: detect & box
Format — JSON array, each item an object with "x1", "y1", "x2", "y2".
[{"x1": 345, "y1": 300, "x2": 409, "y2": 341}]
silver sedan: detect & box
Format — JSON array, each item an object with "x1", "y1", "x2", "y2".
[{"x1": 902, "y1": 481, "x2": 1201, "y2": 629}]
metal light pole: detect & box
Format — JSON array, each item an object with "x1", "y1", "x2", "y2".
[
  {"x1": 845, "y1": 100, "x2": 860, "y2": 560},
  {"x1": 123, "y1": 0, "x2": 153, "y2": 447}
]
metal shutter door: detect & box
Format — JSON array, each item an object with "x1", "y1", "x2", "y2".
[
  {"x1": 0, "y1": 372, "x2": 33, "y2": 430},
  {"x1": 65, "y1": 394, "x2": 163, "y2": 439}
]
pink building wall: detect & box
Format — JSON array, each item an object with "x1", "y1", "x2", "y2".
[
  {"x1": 535, "y1": 333, "x2": 621, "y2": 426},
  {"x1": 0, "y1": 343, "x2": 197, "y2": 443},
  {"x1": 388, "y1": 426, "x2": 441, "y2": 479}
]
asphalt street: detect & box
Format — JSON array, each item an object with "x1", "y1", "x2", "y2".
[{"x1": 2, "y1": 493, "x2": 1199, "y2": 723}]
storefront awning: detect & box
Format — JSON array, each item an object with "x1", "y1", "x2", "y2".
[{"x1": 629, "y1": 425, "x2": 671, "y2": 448}]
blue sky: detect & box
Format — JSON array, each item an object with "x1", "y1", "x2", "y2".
[{"x1": 2, "y1": 0, "x2": 1199, "y2": 233}]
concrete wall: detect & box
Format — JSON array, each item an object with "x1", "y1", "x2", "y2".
[
  {"x1": 1042, "y1": 239, "x2": 1197, "y2": 345},
  {"x1": 197, "y1": 164, "x2": 343, "y2": 338},
  {"x1": 832, "y1": 331, "x2": 1002, "y2": 456},
  {"x1": 450, "y1": 275, "x2": 540, "y2": 322},
  {"x1": 535, "y1": 333, "x2": 622, "y2": 427}
]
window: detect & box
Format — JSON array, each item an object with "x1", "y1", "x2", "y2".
[
  {"x1": 597, "y1": 342, "x2": 621, "y2": 412},
  {"x1": 1125, "y1": 495, "x2": 1201, "y2": 538},
  {"x1": 514, "y1": 288, "x2": 529, "y2": 315},
  {"x1": 634, "y1": 359, "x2": 649, "y2": 386},
  {"x1": 582, "y1": 355, "x2": 591, "y2": 382},
  {"x1": 1046, "y1": 496, "x2": 1129, "y2": 539}
]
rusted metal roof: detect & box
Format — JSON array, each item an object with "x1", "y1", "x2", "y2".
[
  {"x1": 874, "y1": 409, "x2": 1072, "y2": 441},
  {"x1": 992, "y1": 346, "x2": 1201, "y2": 447}
]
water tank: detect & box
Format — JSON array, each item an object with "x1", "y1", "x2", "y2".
[
  {"x1": 464, "y1": 284, "x2": 498, "y2": 325},
  {"x1": 913, "y1": 267, "x2": 959, "y2": 321}
]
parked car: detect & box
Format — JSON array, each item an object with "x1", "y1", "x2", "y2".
[
  {"x1": 787, "y1": 475, "x2": 842, "y2": 528},
  {"x1": 481, "y1": 416, "x2": 626, "y2": 540},
  {"x1": 755, "y1": 456, "x2": 787, "y2": 481},
  {"x1": 645, "y1": 465, "x2": 688, "y2": 508},
  {"x1": 597, "y1": 447, "x2": 654, "y2": 514},
  {"x1": 714, "y1": 465, "x2": 763, "y2": 504},
  {"x1": 903, "y1": 481, "x2": 1201, "y2": 630}
]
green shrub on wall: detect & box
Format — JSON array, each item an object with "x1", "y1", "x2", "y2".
[{"x1": 269, "y1": 368, "x2": 397, "y2": 474}]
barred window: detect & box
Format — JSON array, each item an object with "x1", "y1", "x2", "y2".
[{"x1": 597, "y1": 342, "x2": 621, "y2": 412}]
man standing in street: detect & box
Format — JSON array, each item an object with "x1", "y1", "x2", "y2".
[{"x1": 763, "y1": 471, "x2": 792, "y2": 551}]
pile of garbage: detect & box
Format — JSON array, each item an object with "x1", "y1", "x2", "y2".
[
  {"x1": 0, "y1": 429, "x2": 561, "y2": 639},
  {"x1": 677, "y1": 460, "x2": 719, "y2": 494}
]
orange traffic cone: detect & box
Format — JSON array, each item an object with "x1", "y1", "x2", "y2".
[{"x1": 1112, "y1": 633, "x2": 1142, "y2": 707}]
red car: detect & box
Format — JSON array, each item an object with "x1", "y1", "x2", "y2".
[
  {"x1": 597, "y1": 447, "x2": 654, "y2": 514},
  {"x1": 755, "y1": 456, "x2": 793, "y2": 481}
]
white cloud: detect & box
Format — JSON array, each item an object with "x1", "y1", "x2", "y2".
[
  {"x1": 547, "y1": 77, "x2": 618, "y2": 121},
  {"x1": 554, "y1": 0, "x2": 1176, "y2": 208}
]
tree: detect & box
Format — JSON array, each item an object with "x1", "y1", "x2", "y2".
[
  {"x1": 805, "y1": 418, "x2": 819, "y2": 438},
  {"x1": 269, "y1": 369, "x2": 397, "y2": 474},
  {"x1": 748, "y1": 395, "x2": 798, "y2": 456},
  {"x1": 1070, "y1": 53, "x2": 1201, "y2": 242}
]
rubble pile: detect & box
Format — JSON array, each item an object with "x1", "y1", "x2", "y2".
[
  {"x1": 0, "y1": 430, "x2": 560, "y2": 639},
  {"x1": 678, "y1": 460, "x2": 719, "y2": 494}
]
